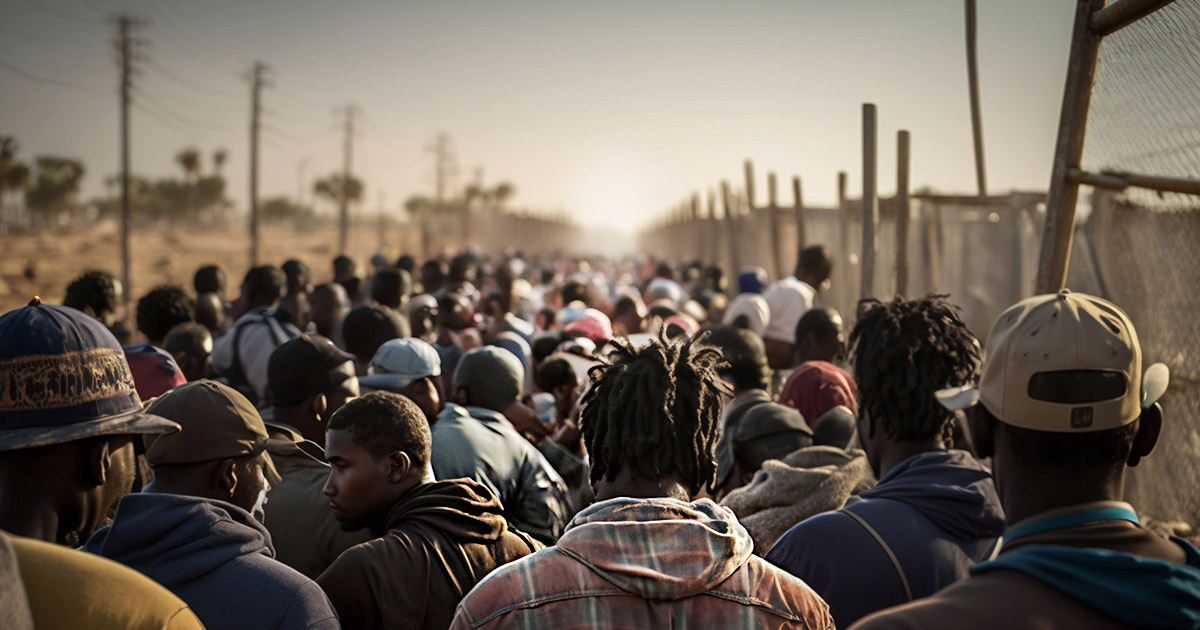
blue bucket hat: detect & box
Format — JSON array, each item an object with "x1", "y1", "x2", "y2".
[{"x1": 0, "y1": 298, "x2": 179, "y2": 451}]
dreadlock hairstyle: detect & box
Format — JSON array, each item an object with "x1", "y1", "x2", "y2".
[
  {"x1": 579, "y1": 332, "x2": 728, "y2": 497},
  {"x1": 850, "y1": 294, "x2": 980, "y2": 444}
]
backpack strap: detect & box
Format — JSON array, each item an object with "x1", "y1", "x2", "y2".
[{"x1": 843, "y1": 507, "x2": 914, "y2": 602}]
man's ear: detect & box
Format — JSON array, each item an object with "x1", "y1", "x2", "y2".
[
  {"x1": 1129, "y1": 402, "x2": 1163, "y2": 468},
  {"x1": 967, "y1": 405, "x2": 995, "y2": 459},
  {"x1": 386, "y1": 451, "x2": 412, "y2": 484},
  {"x1": 85, "y1": 439, "x2": 113, "y2": 487},
  {"x1": 218, "y1": 459, "x2": 238, "y2": 496},
  {"x1": 310, "y1": 393, "x2": 328, "y2": 418}
]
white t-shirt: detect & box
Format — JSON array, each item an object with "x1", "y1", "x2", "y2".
[
  {"x1": 760, "y1": 276, "x2": 816, "y2": 343},
  {"x1": 212, "y1": 306, "x2": 299, "y2": 405}
]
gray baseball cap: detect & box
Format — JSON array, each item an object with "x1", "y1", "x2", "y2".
[{"x1": 359, "y1": 338, "x2": 442, "y2": 392}]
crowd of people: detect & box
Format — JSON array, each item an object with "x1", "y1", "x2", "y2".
[{"x1": 1, "y1": 243, "x2": 1198, "y2": 629}]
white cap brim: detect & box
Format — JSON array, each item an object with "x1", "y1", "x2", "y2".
[
  {"x1": 935, "y1": 385, "x2": 981, "y2": 412},
  {"x1": 1143, "y1": 362, "x2": 1169, "y2": 408}
]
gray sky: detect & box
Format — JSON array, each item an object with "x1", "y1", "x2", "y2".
[{"x1": 1, "y1": 0, "x2": 1074, "y2": 231}]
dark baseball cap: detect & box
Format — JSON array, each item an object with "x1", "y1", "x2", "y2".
[
  {"x1": 267, "y1": 334, "x2": 357, "y2": 408},
  {"x1": 143, "y1": 380, "x2": 280, "y2": 484},
  {"x1": 0, "y1": 298, "x2": 179, "y2": 452}
]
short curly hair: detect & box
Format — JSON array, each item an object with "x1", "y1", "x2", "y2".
[
  {"x1": 328, "y1": 391, "x2": 431, "y2": 463},
  {"x1": 136, "y1": 285, "x2": 194, "y2": 344},
  {"x1": 64, "y1": 270, "x2": 120, "y2": 320}
]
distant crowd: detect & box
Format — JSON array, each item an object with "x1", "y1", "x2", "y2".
[{"x1": 1, "y1": 243, "x2": 1196, "y2": 630}]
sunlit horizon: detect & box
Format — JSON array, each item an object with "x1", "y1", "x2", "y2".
[{"x1": 2, "y1": 1, "x2": 1074, "y2": 233}]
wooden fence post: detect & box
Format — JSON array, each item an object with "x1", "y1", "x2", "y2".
[
  {"x1": 861, "y1": 103, "x2": 879, "y2": 301},
  {"x1": 767, "y1": 171, "x2": 783, "y2": 280},
  {"x1": 896, "y1": 130, "x2": 911, "y2": 297},
  {"x1": 721, "y1": 180, "x2": 742, "y2": 274},
  {"x1": 1036, "y1": 0, "x2": 1106, "y2": 292},
  {"x1": 793, "y1": 175, "x2": 806, "y2": 252}
]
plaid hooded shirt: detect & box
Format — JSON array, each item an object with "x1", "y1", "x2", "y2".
[{"x1": 450, "y1": 497, "x2": 834, "y2": 630}]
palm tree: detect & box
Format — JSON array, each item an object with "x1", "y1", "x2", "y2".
[
  {"x1": 175, "y1": 148, "x2": 201, "y2": 182},
  {"x1": 491, "y1": 182, "x2": 515, "y2": 208},
  {"x1": 313, "y1": 173, "x2": 364, "y2": 253},
  {"x1": 174, "y1": 147, "x2": 201, "y2": 223},
  {"x1": 212, "y1": 148, "x2": 227, "y2": 176},
  {"x1": 25, "y1": 157, "x2": 85, "y2": 225}
]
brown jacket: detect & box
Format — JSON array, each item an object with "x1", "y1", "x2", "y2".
[
  {"x1": 317, "y1": 479, "x2": 542, "y2": 630},
  {"x1": 850, "y1": 503, "x2": 1195, "y2": 630}
]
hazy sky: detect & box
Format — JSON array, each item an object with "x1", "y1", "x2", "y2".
[{"x1": 2, "y1": 0, "x2": 1075, "y2": 231}]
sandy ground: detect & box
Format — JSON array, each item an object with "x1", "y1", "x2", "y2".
[{"x1": 0, "y1": 221, "x2": 410, "y2": 315}]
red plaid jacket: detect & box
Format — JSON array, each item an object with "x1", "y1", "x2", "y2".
[{"x1": 450, "y1": 497, "x2": 834, "y2": 630}]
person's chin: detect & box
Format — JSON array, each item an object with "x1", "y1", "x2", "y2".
[{"x1": 330, "y1": 507, "x2": 364, "y2": 531}]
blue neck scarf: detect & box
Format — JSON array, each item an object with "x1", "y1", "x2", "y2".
[{"x1": 973, "y1": 506, "x2": 1200, "y2": 629}]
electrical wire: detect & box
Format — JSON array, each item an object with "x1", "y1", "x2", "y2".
[{"x1": 0, "y1": 54, "x2": 107, "y2": 93}]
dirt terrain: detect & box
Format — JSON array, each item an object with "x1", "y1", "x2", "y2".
[{"x1": 0, "y1": 222, "x2": 405, "y2": 314}]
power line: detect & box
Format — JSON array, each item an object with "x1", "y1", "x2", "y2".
[
  {"x1": 25, "y1": 0, "x2": 97, "y2": 24},
  {"x1": 143, "y1": 57, "x2": 240, "y2": 100},
  {"x1": 0, "y1": 53, "x2": 107, "y2": 93},
  {"x1": 132, "y1": 87, "x2": 238, "y2": 131}
]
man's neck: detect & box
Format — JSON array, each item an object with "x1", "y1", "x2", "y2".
[
  {"x1": 273, "y1": 407, "x2": 323, "y2": 444},
  {"x1": 997, "y1": 460, "x2": 1125, "y2": 527},
  {"x1": 0, "y1": 488, "x2": 61, "y2": 543},
  {"x1": 594, "y1": 472, "x2": 690, "y2": 503},
  {"x1": 371, "y1": 470, "x2": 437, "y2": 535},
  {"x1": 876, "y1": 438, "x2": 945, "y2": 479}
]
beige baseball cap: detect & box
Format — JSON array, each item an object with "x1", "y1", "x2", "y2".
[{"x1": 936, "y1": 289, "x2": 1169, "y2": 432}]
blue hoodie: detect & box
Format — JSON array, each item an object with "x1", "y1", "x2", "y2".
[
  {"x1": 766, "y1": 449, "x2": 1005, "y2": 629},
  {"x1": 83, "y1": 493, "x2": 340, "y2": 630}
]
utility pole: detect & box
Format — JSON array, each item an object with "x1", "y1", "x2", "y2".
[
  {"x1": 424, "y1": 132, "x2": 457, "y2": 255},
  {"x1": 295, "y1": 157, "x2": 309, "y2": 206},
  {"x1": 114, "y1": 13, "x2": 144, "y2": 328},
  {"x1": 377, "y1": 191, "x2": 386, "y2": 252},
  {"x1": 248, "y1": 62, "x2": 269, "y2": 266},
  {"x1": 338, "y1": 104, "x2": 360, "y2": 255}
]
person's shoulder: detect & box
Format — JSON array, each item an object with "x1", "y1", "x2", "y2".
[
  {"x1": 732, "y1": 555, "x2": 835, "y2": 627},
  {"x1": 767, "y1": 509, "x2": 860, "y2": 567},
  {"x1": 456, "y1": 548, "x2": 576, "y2": 620},
  {"x1": 10, "y1": 534, "x2": 205, "y2": 629},
  {"x1": 847, "y1": 572, "x2": 1042, "y2": 630}
]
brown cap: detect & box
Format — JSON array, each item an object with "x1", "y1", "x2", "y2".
[{"x1": 143, "y1": 380, "x2": 280, "y2": 483}]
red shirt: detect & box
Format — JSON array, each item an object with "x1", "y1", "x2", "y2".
[{"x1": 779, "y1": 361, "x2": 857, "y2": 426}]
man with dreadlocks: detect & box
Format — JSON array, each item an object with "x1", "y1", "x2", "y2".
[
  {"x1": 449, "y1": 334, "x2": 834, "y2": 630},
  {"x1": 766, "y1": 295, "x2": 1005, "y2": 629}
]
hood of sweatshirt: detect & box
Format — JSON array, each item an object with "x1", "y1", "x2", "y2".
[
  {"x1": 381, "y1": 479, "x2": 509, "y2": 542},
  {"x1": 555, "y1": 497, "x2": 753, "y2": 601},
  {"x1": 83, "y1": 493, "x2": 274, "y2": 588},
  {"x1": 973, "y1": 538, "x2": 1200, "y2": 628},
  {"x1": 855, "y1": 449, "x2": 1005, "y2": 540}
]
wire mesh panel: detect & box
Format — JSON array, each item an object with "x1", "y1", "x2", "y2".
[
  {"x1": 1068, "y1": 190, "x2": 1200, "y2": 527},
  {"x1": 1082, "y1": 0, "x2": 1200, "y2": 210},
  {"x1": 1064, "y1": 0, "x2": 1200, "y2": 527}
]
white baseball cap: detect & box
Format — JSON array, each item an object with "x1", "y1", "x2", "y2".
[
  {"x1": 937, "y1": 289, "x2": 1169, "y2": 432},
  {"x1": 359, "y1": 338, "x2": 442, "y2": 392}
]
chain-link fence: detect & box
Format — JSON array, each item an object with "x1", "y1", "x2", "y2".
[{"x1": 1067, "y1": 191, "x2": 1200, "y2": 527}]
